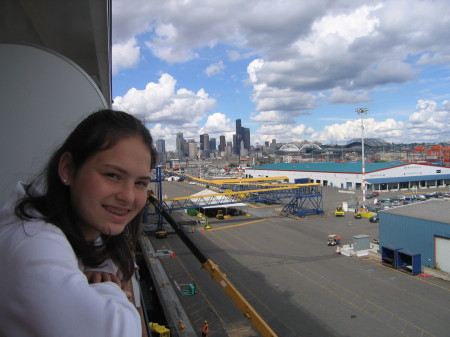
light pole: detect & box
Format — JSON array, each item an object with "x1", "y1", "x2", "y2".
[{"x1": 356, "y1": 108, "x2": 368, "y2": 208}]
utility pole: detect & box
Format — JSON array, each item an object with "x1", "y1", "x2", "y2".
[{"x1": 356, "y1": 108, "x2": 368, "y2": 207}]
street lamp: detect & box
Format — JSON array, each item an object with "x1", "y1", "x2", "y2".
[{"x1": 356, "y1": 108, "x2": 368, "y2": 208}]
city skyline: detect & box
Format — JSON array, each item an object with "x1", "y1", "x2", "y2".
[
  {"x1": 111, "y1": 1, "x2": 450, "y2": 151},
  {"x1": 166, "y1": 118, "x2": 252, "y2": 159}
]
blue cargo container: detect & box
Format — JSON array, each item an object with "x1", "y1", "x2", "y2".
[
  {"x1": 396, "y1": 249, "x2": 421, "y2": 275},
  {"x1": 381, "y1": 245, "x2": 402, "y2": 269}
]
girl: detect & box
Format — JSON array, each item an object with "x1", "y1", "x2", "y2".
[{"x1": 0, "y1": 109, "x2": 156, "y2": 337}]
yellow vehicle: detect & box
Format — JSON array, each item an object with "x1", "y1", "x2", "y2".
[
  {"x1": 353, "y1": 212, "x2": 362, "y2": 219},
  {"x1": 149, "y1": 322, "x2": 170, "y2": 337},
  {"x1": 335, "y1": 206, "x2": 345, "y2": 217},
  {"x1": 216, "y1": 209, "x2": 224, "y2": 219}
]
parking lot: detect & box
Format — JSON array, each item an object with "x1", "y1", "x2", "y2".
[{"x1": 148, "y1": 181, "x2": 450, "y2": 337}]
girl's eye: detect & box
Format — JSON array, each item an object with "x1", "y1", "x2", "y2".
[
  {"x1": 106, "y1": 173, "x2": 120, "y2": 180},
  {"x1": 136, "y1": 181, "x2": 148, "y2": 187}
]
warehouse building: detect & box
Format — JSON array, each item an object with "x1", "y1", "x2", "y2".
[
  {"x1": 245, "y1": 162, "x2": 450, "y2": 192},
  {"x1": 379, "y1": 199, "x2": 450, "y2": 274}
]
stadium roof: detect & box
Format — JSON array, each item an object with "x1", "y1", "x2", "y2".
[
  {"x1": 345, "y1": 138, "x2": 390, "y2": 148},
  {"x1": 278, "y1": 144, "x2": 301, "y2": 152}
]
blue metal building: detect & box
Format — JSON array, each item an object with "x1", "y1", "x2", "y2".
[{"x1": 379, "y1": 199, "x2": 450, "y2": 273}]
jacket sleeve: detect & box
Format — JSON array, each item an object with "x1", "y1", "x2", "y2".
[{"x1": 4, "y1": 222, "x2": 142, "y2": 337}]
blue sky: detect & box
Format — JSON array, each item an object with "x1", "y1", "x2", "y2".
[{"x1": 111, "y1": 0, "x2": 450, "y2": 151}]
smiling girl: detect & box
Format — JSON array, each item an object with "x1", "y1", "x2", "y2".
[{"x1": 0, "y1": 109, "x2": 156, "y2": 337}]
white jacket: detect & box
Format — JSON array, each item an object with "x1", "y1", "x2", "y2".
[{"x1": 0, "y1": 182, "x2": 141, "y2": 337}]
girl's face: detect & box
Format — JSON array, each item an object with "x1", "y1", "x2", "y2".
[{"x1": 60, "y1": 136, "x2": 151, "y2": 241}]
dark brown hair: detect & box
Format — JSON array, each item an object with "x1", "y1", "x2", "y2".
[{"x1": 15, "y1": 109, "x2": 157, "y2": 280}]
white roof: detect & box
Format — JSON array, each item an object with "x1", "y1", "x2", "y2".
[{"x1": 190, "y1": 189, "x2": 248, "y2": 208}]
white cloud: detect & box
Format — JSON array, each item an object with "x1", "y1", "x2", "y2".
[
  {"x1": 144, "y1": 23, "x2": 200, "y2": 63},
  {"x1": 252, "y1": 122, "x2": 315, "y2": 145},
  {"x1": 112, "y1": 38, "x2": 141, "y2": 75},
  {"x1": 312, "y1": 4, "x2": 382, "y2": 44},
  {"x1": 308, "y1": 99, "x2": 450, "y2": 144},
  {"x1": 111, "y1": 0, "x2": 450, "y2": 145},
  {"x1": 198, "y1": 112, "x2": 233, "y2": 134},
  {"x1": 407, "y1": 100, "x2": 450, "y2": 141},
  {"x1": 204, "y1": 61, "x2": 225, "y2": 77},
  {"x1": 310, "y1": 118, "x2": 405, "y2": 144},
  {"x1": 113, "y1": 73, "x2": 216, "y2": 140}
]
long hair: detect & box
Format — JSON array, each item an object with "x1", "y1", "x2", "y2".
[{"x1": 15, "y1": 109, "x2": 156, "y2": 280}]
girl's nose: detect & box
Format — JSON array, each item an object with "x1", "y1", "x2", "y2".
[{"x1": 116, "y1": 183, "x2": 135, "y2": 203}]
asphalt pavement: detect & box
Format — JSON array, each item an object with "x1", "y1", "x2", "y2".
[{"x1": 147, "y1": 181, "x2": 450, "y2": 337}]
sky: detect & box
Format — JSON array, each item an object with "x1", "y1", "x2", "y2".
[{"x1": 111, "y1": 0, "x2": 450, "y2": 151}]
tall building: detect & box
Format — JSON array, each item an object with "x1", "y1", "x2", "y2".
[
  {"x1": 188, "y1": 140, "x2": 198, "y2": 159},
  {"x1": 235, "y1": 119, "x2": 243, "y2": 155},
  {"x1": 209, "y1": 138, "x2": 216, "y2": 151},
  {"x1": 226, "y1": 141, "x2": 233, "y2": 157},
  {"x1": 156, "y1": 139, "x2": 165, "y2": 154},
  {"x1": 234, "y1": 119, "x2": 250, "y2": 155},
  {"x1": 156, "y1": 139, "x2": 166, "y2": 164},
  {"x1": 269, "y1": 139, "x2": 277, "y2": 154},
  {"x1": 243, "y1": 127, "x2": 250, "y2": 150},
  {"x1": 270, "y1": 139, "x2": 277, "y2": 149},
  {"x1": 200, "y1": 134, "x2": 210, "y2": 151},
  {"x1": 219, "y1": 135, "x2": 226, "y2": 152},
  {"x1": 176, "y1": 132, "x2": 186, "y2": 159}
]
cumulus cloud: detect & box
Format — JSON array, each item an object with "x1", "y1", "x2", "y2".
[
  {"x1": 252, "y1": 123, "x2": 315, "y2": 145},
  {"x1": 111, "y1": 0, "x2": 450, "y2": 145},
  {"x1": 198, "y1": 112, "x2": 233, "y2": 134},
  {"x1": 308, "y1": 99, "x2": 450, "y2": 144},
  {"x1": 407, "y1": 99, "x2": 450, "y2": 141},
  {"x1": 112, "y1": 38, "x2": 141, "y2": 75},
  {"x1": 113, "y1": 73, "x2": 217, "y2": 149},
  {"x1": 311, "y1": 118, "x2": 405, "y2": 144},
  {"x1": 204, "y1": 61, "x2": 225, "y2": 76},
  {"x1": 248, "y1": 59, "x2": 317, "y2": 113}
]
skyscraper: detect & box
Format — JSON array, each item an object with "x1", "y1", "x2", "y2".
[
  {"x1": 234, "y1": 118, "x2": 250, "y2": 155},
  {"x1": 188, "y1": 139, "x2": 198, "y2": 159},
  {"x1": 219, "y1": 135, "x2": 226, "y2": 152},
  {"x1": 209, "y1": 138, "x2": 216, "y2": 151},
  {"x1": 200, "y1": 134, "x2": 210, "y2": 151},
  {"x1": 156, "y1": 139, "x2": 166, "y2": 164},
  {"x1": 243, "y1": 127, "x2": 250, "y2": 150},
  {"x1": 156, "y1": 139, "x2": 165, "y2": 154},
  {"x1": 176, "y1": 132, "x2": 186, "y2": 159}
]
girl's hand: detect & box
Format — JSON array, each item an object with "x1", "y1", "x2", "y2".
[{"x1": 84, "y1": 271, "x2": 121, "y2": 288}]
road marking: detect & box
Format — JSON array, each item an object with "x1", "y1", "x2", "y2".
[{"x1": 208, "y1": 216, "x2": 282, "y2": 231}]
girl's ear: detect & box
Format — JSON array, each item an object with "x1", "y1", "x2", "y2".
[{"x1": 58, "y1": 152, "x2": 75, "y2": 185}]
